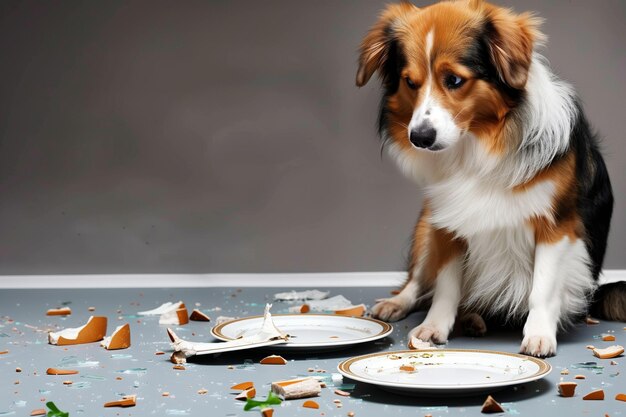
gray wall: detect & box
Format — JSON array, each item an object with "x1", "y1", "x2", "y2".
[{"x1": 0, "y1": 0, "x2": 624, "y2": 275}]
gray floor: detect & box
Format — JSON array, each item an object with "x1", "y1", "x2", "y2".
[{"x1": 0, "y1": 287, "x2": 623, "y2": 416}]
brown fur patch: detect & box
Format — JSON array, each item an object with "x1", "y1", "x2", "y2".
[
  {"x1": 406, "y1": 202, "x2": 466, "y2": 293},
  {"x1": 516, "y1": 150, "x2": 583, "y2": 244}
]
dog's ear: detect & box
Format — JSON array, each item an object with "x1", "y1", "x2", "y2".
[
  {"x1": 481, "y1": 5, "x2": 544, "y2": 90},
  {"x1": 356, "y1": 3, "x2": 418, "y2": 87}
]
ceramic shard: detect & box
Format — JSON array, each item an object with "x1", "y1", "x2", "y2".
[
  {"x1": 48, "y1": 316, "x2": 107, "y2": 345},
  {"x1": 274, "y1": 290, "x2": 329, "y2": 301},
  {"x1": 101, "y1": 323, "x2": 131, "y2": 350},
  {"x1": 169, "y1": 304, "x2": 288, "y2": 357}
]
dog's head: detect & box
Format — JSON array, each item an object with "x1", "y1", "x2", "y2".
[{"x1": 357, "y1": 0, "x2": 543, "y2": 154}]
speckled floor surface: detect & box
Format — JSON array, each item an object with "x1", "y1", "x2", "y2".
[{"x1": 0, "y1": 287, "x2": 624, "y2": 417}]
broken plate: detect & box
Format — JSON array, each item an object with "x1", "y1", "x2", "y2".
[
  {"x1": 337, "y1": 349, "x2": 551, "y2": 395},
  {"x1": 169, "y1": 304, "x2": 288, "y2": 357},
  {"x1": 212, "y1": 314, "x2": 392, "y2": 351}
]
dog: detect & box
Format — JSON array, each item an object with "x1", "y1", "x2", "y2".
[{"x1": 357, "y1": 0, "x2": 625, "y2": 357}]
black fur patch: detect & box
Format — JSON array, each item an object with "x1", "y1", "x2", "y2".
[
  {"x1": 377, "y1": 25, "x2": 407, "y2": 139},
  {"x1": 568, "y1": 100, "x2": 614, "y2": 280},
  {"x1": 590, "y1": 281, "x2": 626, "y2": 321},
  {"x1": 461, "y1": 20, "x2": 524, "y2": 104}
]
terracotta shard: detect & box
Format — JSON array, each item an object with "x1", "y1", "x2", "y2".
[
  {"x1": 48, "y1": 316, "x2": 107, "y2": 345},
  {"x1": 399, "y1": 365, "x2": 415, "y2": 372},
  {"x1": 235, "y1": 387, "x2": 256, "y2": 400},
  {"x1": 231, "y1": 381, "x2": 254, "y2": 391},
  {"x1": 616, "y1": 393, "x2": 626, "y2": 402},
  {"x1": 408, "y1": 337, "x2": 432, "y2": 350},
  {"x1": 271, "y1": 377, "x2": 321, "y2": 400},
  {"x1": 260, "y1": 355, "x2": 287, "y2": 365},
  {"x1": 334, "y1": 304, "x2": 366, "y2": 317},
  {"x1": 104, "y1": 394, "x2": 137, "y2": 407},
  {"x1": 46, "y1": 307, "x2": 72, "y2": 316},
  {"x1": 0, "y1": 350, "x2": 8, "y2": 355},
  {"x1": 334, "y1": 389, "x2": 350, "y2": 397},
  {"x1": 602, "y1": 334, "x2": 616, "y2": 342},
  {"x1": 101, "y1": 323, "x2": 131, "y2": 350},
  {"x1": 557, "y1": 382, "x2": 577, "y2": 397},
  {"x1": 592, "y1": 345, "x2": 624, "y2": 359},
  {"x1": 261, "y1": 408, "x2": 274, "y2": 417},
  {"x1": 481, "y1": 395, "x2": 505, "y2": 413},
  {"x1": 46, "y1": 368, "x2": 78, "y2": 375},
  {"x1": 189, "y1": 309, "x2": 211, "y2": 322},
  {"x1": 159, "y1": 306, "x2": 189, "y2": 325},
  {"x1": 170, "y1": 350, "x2": 187, "y2": 364},
  {"x1": 302, "y1": 400, "x2": 320, "y2": 409},
  {"x1": 574, "y1": 374, "x2": 586, "y2": 380},
  {"x1": 582, "y1": 389, "x2": 604, "y2": 400},
  {"x1": 30, "y1": 409, "x2": 46, "y2": 416},
  {"x1": 173, "y1": 365, "x2": 186, "y2": 370},
  {"x1": 299, "y1": 304, "x2": 311, "y2": 314}
]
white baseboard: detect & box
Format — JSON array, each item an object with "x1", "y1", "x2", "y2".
[{"x1": 0, "y1": 270, "x2": 624, "y2": 289}]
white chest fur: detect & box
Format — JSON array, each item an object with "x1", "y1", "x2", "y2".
[
  {"x1": 424, "y1": 174, "x2": 558, "y2": 317},
  {"x1": 425, "y1": 174, "x2": 556, "y2": 237}
]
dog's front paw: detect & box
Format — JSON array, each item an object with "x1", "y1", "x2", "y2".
[
  {"x1": 519, "y1": 334, "x2": 557, "y2": 357},
  {"x1": 370, "y1": 298, "x2": 411, "y2": 322},
  {"x1": 408, "y1": 323, "x2": 450, "y2": 345}
]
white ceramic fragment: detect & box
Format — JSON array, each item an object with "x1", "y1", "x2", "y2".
[
  {"x1": 274, "y1": 290, "x2": 329, "y2": 301},
  {"x1": 138, "y1": 301, "x2": 184, "y2": 316}
]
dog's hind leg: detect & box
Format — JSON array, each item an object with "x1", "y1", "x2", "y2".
[
  {"x1": 371, "y1": 206, "x2": 432, "y2": 322},
  {"x1": 460, "y1": 311, "x2": 488, "y2": 337}
]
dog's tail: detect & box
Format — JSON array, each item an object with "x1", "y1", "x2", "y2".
[{"x1": 589, "y1": 281, "x2": 626, "y2": 321}]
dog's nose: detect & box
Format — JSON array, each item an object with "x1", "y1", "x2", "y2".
[{"x1": 409, "y1": 123, "x2": 437, "y2": 149}]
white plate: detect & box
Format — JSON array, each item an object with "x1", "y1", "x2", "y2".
[
  {"x1": 211, "y1": 314, "x2": 393, "y2": 351},
  {"x1": 338, "y1": 349, "x2": 551, "y2": 395}
]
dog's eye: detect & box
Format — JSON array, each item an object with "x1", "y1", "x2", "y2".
[
  {"x1": 444, "y1": 74, "x2": 465, "y2": 90},
  {"x1": 405, "y1": 77, "x2": 417, "y2": 90}
]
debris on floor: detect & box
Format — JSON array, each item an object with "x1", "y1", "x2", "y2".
[
  {"x1": 271, "y1": 377, "x2": 322, "y2": 399},
  {"x1": 302, "y1": 399, "x2": 320, "y2": 409},
  {"x1": 274, "y1": 290, "x2": 330, "y2": 301},
  {"x1": 408, "y1": 336, "x2": 433, "y2": 350},
  {"x1": 481, "y1": 395, "x2": 505, "y2": 413},
  {"x1": 48, "y1": 316, "x2": 107, "y2": 345},
  {"x1": 334, "y1": 304, "x2": 366, "y2": 317},
  {"x1": 100, "y1": 323, "x2": 131, "y2": 350},
  {"x1": 215, "y1": 316, "x2": 237, "y2": 325},
  {"x1": 582, "y1": 389, "x2": 605, "y2": 400},
  {"x1": 46, "y1": 368, "x2": 78, "y2": 375},
  {"x1": 558, "y1": 382, "x2": 577, "y2": 397},
  {"x1": 103, "y1": 394, "x2": 137, "y2": 407},
  {"x1": 46, "y1": 307, "x2": 72, "y2": 316},
  {"x1": 592, "y1": 345, "x2": 624, "y2": 359},
  {"x1": 189, "y1": 309, "x2": 211, "y2": 321},
  {"x1": 288, "y1": 295, "x2": 354, "y2": 312},
  {"x1": 260, "y1": 354, "x2": 287, "y2": 365},
  {"x1": 168, "y1": 304, "x2": 288, "y2": 357}
]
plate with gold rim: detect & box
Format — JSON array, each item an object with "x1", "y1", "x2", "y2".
[
  {"x1": 211, "y1": 314, "x2": 393, "y2": 351},
  {"x1": 337, "y1": 349, "x2": 551, "y2": 395}
]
